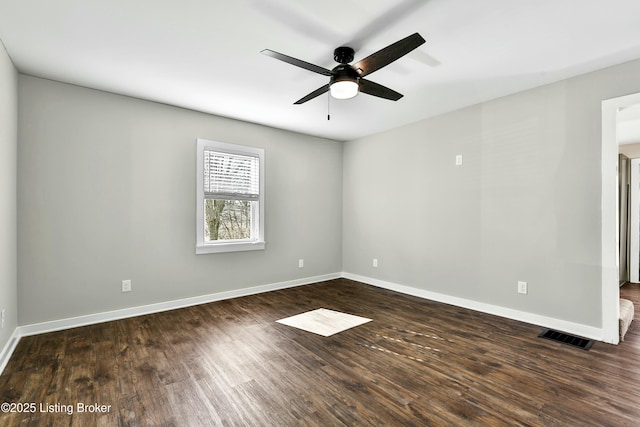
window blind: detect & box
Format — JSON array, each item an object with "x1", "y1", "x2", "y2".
[{"x1": 203, "y1": 149, "x2": 260, "y2": 201}]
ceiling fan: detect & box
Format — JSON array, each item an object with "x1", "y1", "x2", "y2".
[{"x1": 261, "y1": 32, "x2": 426, "y2": 104}]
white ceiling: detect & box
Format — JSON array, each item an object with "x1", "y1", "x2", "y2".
[{"x1": 2, "y1": 0, "x2": 640, "y2": 141}]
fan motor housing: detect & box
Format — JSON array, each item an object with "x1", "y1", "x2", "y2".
[
  {"x1": 333, "y1": 46, "x2": 355, "y2": 64},
  {"x1": 330, "y1": 64, "x2": 360, "y2": 86}
]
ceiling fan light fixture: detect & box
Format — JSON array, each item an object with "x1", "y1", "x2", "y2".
[
  {"x1": 329, "y1": 64, "x2": 360, "y2": 99},
  {"x1": 330, "y1": 80, "x2": 359, "y2": 99},
  {"x1": 262, "y1": 33, "x2": 425, "y2": 104}
]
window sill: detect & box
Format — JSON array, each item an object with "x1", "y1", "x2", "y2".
[{"x1": 196, "y1": 240, "x2": 265, "y2": 255}]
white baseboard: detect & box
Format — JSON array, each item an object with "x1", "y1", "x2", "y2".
[
  {"x1": 1, "y1": 270, "x2": 609, "y2": 376},
  {"x1": 342, "y1": 272, "x2": 605, "y2": 342},
  {"x1": 17, "y1": 273, "x2": 341, "y2": 337},
  {"x1": 0, "y1": 328, "x2": 21, "y2": 375},
  {"x1": 0, "y1": 272, "x2": 341, "y2": 375}
]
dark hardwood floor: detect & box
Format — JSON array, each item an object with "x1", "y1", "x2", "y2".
[{"x1": 2, "y1": 278, "x2": 640, "y2": 426}]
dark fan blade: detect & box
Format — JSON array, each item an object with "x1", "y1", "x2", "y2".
[
  {"x1": 294, "y1": 84, "x2": 330, "y2": 104},
  {"x1": 261, "y1": 49, "x2": 332, "y2": 76},
  {"x1": 352, "y1": 33, "x2": 426, "y2": 78},
  {"x1": 359, "y1": 79, "x2": 403, "y2": 101}
]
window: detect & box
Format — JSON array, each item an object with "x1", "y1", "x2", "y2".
[{"x1": 196, "y1": 138, "x2": 265, "y2": 254}]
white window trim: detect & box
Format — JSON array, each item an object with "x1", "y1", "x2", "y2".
[{"x1": 196, "y1": 138, "x2": 265, "y2": 254}]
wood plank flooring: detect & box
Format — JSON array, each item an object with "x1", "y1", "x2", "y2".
[{"x1": 2, "y1": 278, "x2": 640, "y2": 426}]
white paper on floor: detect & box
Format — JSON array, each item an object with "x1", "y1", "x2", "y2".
[{"x1": 276, "y1": 308, "x2": 372, "y2": 337}]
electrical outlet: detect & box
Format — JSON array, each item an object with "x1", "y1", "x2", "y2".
[
  {"x1": 298, "y1": 259, "x2": 304, "y2": 268},
  {"x1": 122, "y1": 279, "x2": 132, "y2": 292},
  {"x1": 517, "y1": 281, "x2": 528, "y2": 295},
  {"x1": 455, "y1": 154, "x2": 463, "y2": 166},
  {"x1": 373, "y1": 258, "x2": 378, "y2": 267}
]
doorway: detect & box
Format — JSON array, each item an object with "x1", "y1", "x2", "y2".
[
  {"x1": 617, "y1": 105, "x2": 640, "y2": 284},
  {"x1": 602, "y1": 92, "x2": 640, "y2": 344}
]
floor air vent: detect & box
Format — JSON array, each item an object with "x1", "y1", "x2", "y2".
[{"x1": 538, "y1": 328, "x2": 594, "y2": 350}]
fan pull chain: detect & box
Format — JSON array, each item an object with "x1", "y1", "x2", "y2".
[{"x1": 327, "y1": 92, "x2": 330, "y2": 121}]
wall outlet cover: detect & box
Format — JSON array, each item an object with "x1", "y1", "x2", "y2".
[{"x1": 517, "y1": 281, "x2": 528, "y2": 294}]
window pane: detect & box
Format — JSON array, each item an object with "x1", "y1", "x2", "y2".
[{"x1": 204, "y1": 199, "x2": 255, "y2": 242}]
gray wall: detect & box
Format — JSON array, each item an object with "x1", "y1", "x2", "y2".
[
  {"x1": 14, "y1": 57, "x2": 640, "y2": 332},
  {"x1": 0, "y1": 41, "x2": 18, "y2": 350},
  {"x1": 343, "y1": 58, "x2": 640, "y2": 328},
  {"x1": 18, "y1": 76, "x2": 343, "y2": 325}
]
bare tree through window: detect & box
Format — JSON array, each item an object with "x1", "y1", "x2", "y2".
[{"x1": 205, "y1": 200, "x2": 252, "y2": 241}]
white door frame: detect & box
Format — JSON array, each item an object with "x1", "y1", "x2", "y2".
[
  {"x1": 602, "y1": 92, "x2": 640, "y2": 344},
  {"x1": 630, "y1": 158, "x2": 640, "y2": 283}
]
